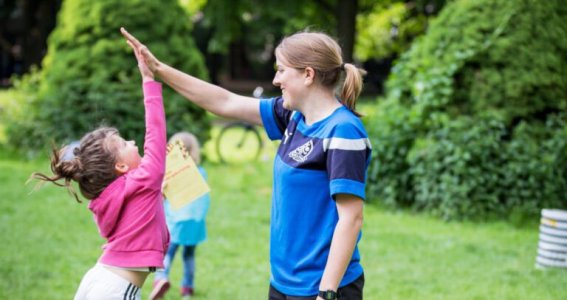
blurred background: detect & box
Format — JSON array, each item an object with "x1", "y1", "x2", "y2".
[
  {"x1": 0, "y1": 0, "x2": 445, "y2": 92},
  {"x1": 1, "y1": 0, "x2": 567, "y2": 299}
]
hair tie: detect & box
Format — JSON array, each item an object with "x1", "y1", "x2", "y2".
[
  {"x1": 62, "y1": 141, "x2": 81, "y2": 162},
  {"x1": 340, "y1": 63, "x2": 346, "y2": 71}
]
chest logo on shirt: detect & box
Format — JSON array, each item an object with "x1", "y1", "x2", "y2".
[{"x1": 288, "y1": 140, "x2": 314, "y2": 163}]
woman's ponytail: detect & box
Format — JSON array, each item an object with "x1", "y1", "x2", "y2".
[{"x1": 339, "y1": 63, "x2": 366, "y2": 117}]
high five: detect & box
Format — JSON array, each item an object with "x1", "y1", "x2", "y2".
[{"x1": 121, "y1": 27, "x2": 371, "y2": 300}]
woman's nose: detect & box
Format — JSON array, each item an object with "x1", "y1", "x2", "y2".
[{"x1": 272, "y1": 74, "x2": 280, "y2": 87}]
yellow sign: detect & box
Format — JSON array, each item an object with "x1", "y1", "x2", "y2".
[{"x1": 163, "y1": 140, "x2": 210, "y2": 210}]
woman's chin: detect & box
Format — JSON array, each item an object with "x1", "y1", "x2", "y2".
[{"x1": 282, "y1": 98, "x2": 292, "y2": 110}]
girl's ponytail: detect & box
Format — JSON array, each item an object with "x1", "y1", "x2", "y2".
[
  {"x1": 339, "y1": 63, "x2": 366, "y2": 117},
  {"x1": 29, "y1": 126, "x2": 120, "y2": 202},
  {"x1": 30, "y1": 144, "x2": 83, "y2": 202}
]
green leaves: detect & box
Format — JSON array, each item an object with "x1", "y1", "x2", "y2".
[
  {"x1": 7, "y1": 0, "x2": 210, "y2": 153},
  {"x1": 365, "y1": 0, "x2": 567, "y2": 220}
]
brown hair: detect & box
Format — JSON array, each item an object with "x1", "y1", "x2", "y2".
[
  {"x1": 169, "y1": 132, "x2": 201, "y2": 164},
  {"x1": 30, "y1": 127, "x2": 121, "y2": 202},
  {"x1": 275, "y1": 31, "x2": 367, "y2": 116}
]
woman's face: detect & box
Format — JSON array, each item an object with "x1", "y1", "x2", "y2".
[{"x1": 272, "y1": 57, "x2": 306, "y2": 110}]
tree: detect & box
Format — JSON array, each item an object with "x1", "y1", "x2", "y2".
[
  {"x1": 0, "y1": 0, "x2": 62, "y2": 85},
  {"x1": 195, "y1": 0, "x2": 368, "y2": 84},
  {"x1": 7, "y1": 0, "x2": 210, "y2": 152}
]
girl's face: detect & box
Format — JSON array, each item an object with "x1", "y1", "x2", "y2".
[
  {"x1": 272, "y1": 57, "x2": 307, "y2": 110},
  {"x1": 112, "y1": 135, "x2": 141, "y2": 174}
]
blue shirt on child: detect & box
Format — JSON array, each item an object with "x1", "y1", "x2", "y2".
[{"x1": 164, "y1": 167, "x2": 210, "y2": 246}]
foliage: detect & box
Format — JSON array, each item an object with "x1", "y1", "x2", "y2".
[
  {"x1": 503, "y1": 116, "x2": 567, "y2": 216},
  {"x1": 366, "y1": 0, "x2": 567, "y2": 219},
  {"x1": 408, "y1": 116, "x2": 509, "y2": 220},
  {"x1": 364, "y1": 97, "x2": 422, "y2": 208},
  {"x1": 355, "y1": 1, "x2": 439, "y2": 61},
  {"x1": 6, "y1": 0, "x2": 210, "y2": 153},
  {"x1": 200, "y1": 0, "x2": 337, "y2": 55},
  {"x1": 178, "y1": 0, "x2": 207, "y2": 16},
  {"x1": 387, "y1": 0, "x2": 567, "y2": 122}
]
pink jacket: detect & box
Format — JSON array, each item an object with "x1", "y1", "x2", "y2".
[{"x1": 88, "y1": 81, "x2": 169, "y2": 268}]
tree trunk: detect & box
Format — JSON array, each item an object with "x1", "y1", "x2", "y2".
[{"x1": 336, "y1": 0, "x2": 357, "y2": 62}]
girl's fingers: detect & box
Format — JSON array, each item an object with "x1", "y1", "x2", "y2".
[
  {"x1": 120, "y1": 27, "x2": 143, "y2": 48},
  {"x1": 126, "y1": 40, "x2": 142, "y2": 62},
  {"x1": 126, "y1": 40, "x2": 136, "y2": 52}
]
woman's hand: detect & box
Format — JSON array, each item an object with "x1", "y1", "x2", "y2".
[{"x1": 120, "y1": 27, "x2": 160, "y2": 80}]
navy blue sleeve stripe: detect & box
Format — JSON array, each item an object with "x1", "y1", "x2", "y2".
[{"x1": 326, "y1": 148, "x2": 368, "y2": 182}]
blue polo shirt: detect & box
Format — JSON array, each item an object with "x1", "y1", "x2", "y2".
[{"x1": 260, "y1": 97, "x2": 371, "y2": 296}]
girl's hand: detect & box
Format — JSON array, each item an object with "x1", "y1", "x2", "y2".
[{"x1": 120, "y1": 27, "x2": 161, "y2": 79}]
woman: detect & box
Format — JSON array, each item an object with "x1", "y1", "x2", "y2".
[{"x1": 121, "y1": 28, "x2": 371, "y2": 300}]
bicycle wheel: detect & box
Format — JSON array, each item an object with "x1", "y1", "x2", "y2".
[{"x1": 216, "y1": 122, "x2": 263, "y2": 164}]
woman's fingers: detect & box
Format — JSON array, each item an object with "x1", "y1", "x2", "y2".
[
  {"x1": 121, "y1": 27, "x2": 160, "y2": 73},
  {"x1": 140, "y1": 48, "x2": 159, "y2": 72}
]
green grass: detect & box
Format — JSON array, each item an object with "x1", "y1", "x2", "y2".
[
  {"x1": 0, "y1": 88, "x2": 19, "y2": 144},
  {"x1": 1, "y1": 131, "x2": 567, "y2": 299}
]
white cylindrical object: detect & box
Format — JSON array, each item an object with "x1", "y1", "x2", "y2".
[
  {"x1": 539, "y1": 225, "x2": 567, "y2": 237},
  {"x1": 539, "y1": 240, "x2": 567, "y2": 252},
  {"x1": 541, "y1": 209, "x2": 567, "y2": 222},
  {"x1": 537, "y1": 256, "x2": 567, "y2": 268},
  {"x1": 536, "y1": 209, "x2": 567, "y2": 269}
]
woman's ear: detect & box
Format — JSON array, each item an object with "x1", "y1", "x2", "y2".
[
  {"x1": 304, "y1": 67, "x2": 315, "y2": 86},
  {"x1": 115, "y1": 162, "x2": 129, "y2": 175}
]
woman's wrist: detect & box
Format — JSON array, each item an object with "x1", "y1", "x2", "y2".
[{"x1": 146, "y1": 59, "x2": 161, "y2": 75}]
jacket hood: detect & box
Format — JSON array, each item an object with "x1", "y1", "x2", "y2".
[{"x1": 88, "y1": 176, "x2": 127, "y2": 239}]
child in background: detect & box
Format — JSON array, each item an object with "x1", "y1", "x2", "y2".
[
  {"x1": 150, "y1": 132, "x2": 211, "y2": 300},
  {"x1": 30, "y1": 27, "x2": 168, "y2": 300}
]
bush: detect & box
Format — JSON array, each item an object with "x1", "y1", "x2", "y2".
[
  {"x1": 366, "y1": 0, "x2": 567, "y2": 220},
  {"x1": 6, "y1": 0, "x2": 210, "y2": 153},
  {"x1": 503, "y1": 116, "x2": 567, "y2": 216},
  {"x1": 365, "y1": 98, "x2": 423, "y2": 208},
  {"x1": 408, "y1": 116, "x2": 509, "y2": 220},
  {"x1": 387, "y1": 0, "x2": 567, "y2": 122}
]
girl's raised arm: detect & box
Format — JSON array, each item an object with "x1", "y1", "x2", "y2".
[
  {"x1": 120, "y1": 28, "x2": 262, "y2": 126},
  {"x1": 124, "y1": 29, "x2": 165, "y2": 189}
]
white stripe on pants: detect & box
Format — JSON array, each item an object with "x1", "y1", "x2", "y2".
[{"x1": 74, "y1": 264, "x2": 141, "y2": 300}]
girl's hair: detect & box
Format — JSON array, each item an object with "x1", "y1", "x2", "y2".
[
  {"x1": 30, "y1": 127, "x2": 121, "y2": 202},
  {"x1": 169, "y1": 132, "x2": 201, "y2": 164},
  {"x1": 275, "y1": 31, "x2": 367, "y2": 116}
]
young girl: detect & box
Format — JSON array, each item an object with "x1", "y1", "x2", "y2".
[
  {"x1": 31, "y1": 28, "x2": 169, "y2": 300},
  {"x1": 150, "y1": 132, "x2": 211, "y2": 300},
  {"x1": 122, "y1": 28, "x2": 369, "y2": 300}
]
